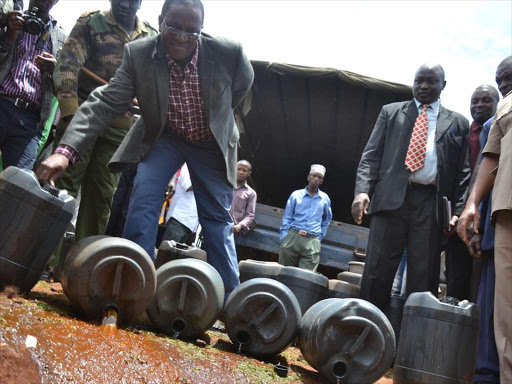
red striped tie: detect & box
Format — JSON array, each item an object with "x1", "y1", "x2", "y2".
[{"x1": 405, "y1": 104, "x2": 429, "y2": 172}]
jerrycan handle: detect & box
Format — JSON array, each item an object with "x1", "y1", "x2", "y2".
[
  {"x1": 440, "y1": 296, "x2": 460, "y2": 306},
  {"x1": 42, "y1": 183, "x2": 60, "y2": 198}
]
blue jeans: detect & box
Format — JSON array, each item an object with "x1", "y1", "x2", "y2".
[
  {"x1": 0, "y1": 97, "x2": 41, "y2": 170},
  {"x1": 474, "y1": 250, "x2": 500, "y2": 384},
  {"x1": 392, "y1": 252, "x2": 407, "y2": 296},
  {"x1": 123, "y1": 131, "x2": 239, "y2": 299}
]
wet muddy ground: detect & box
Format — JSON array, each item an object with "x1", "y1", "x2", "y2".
[{"x1": 0, "y1": 282, "x2": 393, "y2": 383}]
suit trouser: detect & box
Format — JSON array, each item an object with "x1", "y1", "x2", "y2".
[
  {"x1": 47, "y1": 120, "x2": 127, "y2": 269},
  {"x1": 360, "y1": 184, "x2": 441, "y2": 311},
  {"x1": 278, "y1": 230, "x2": 321, "y2": 271},
  {"x1": 494, "y1": 209, "x2": 512, "y2": 384},
  {"x1": 474, "y1": 250, "x2": 500, "y2": 384},
  {"x1": 444, "y1": 235, "x2": 473, "y2": 301},
  {"x1": 122, "y1": 131, "x2": 239, "y2": 300}
]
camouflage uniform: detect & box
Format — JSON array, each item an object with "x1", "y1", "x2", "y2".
[{"x1": 49, "y1": 10, "x2": 157, "y2": 271}]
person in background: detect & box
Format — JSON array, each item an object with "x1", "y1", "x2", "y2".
[
  {"x1": 161, "y1": 163, "x2": 199, "y2": 246},
  {"x1": 444, "y1": 84, "x2": 499, "y2": 301},
  {"x1": 279, "y1": 164, "x2": 332, "y2": 272},
  {"x1": 352, "y1": 63, "x2": 470, "y2": 311},
  {"x1": 0, "y1": 0, "x2": 66, "y2": 170},
  {"x1": 230, "y1": 160, "x2": 257, "y2": 235},
  {"x1": 459, "y1": 56, "x2": 512, "y2": 384}
]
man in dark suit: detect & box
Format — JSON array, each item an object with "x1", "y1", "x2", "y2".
[
  {"x1": 352, "y1": 63, "x2": 470, "y2": 311},
  {"x1": 36, "y1": 0, "x2": 254, "y2": 299}
]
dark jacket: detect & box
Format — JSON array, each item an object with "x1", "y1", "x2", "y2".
[{"x1": 355, "y1": 100, "x2": 471, "y2": 218}]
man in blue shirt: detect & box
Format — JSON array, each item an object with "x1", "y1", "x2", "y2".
[{"x1": 279, "y1": 164, "x2": 332, "y2": 271}]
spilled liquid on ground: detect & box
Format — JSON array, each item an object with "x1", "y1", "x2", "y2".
[{"x1": 0, "y1": 283, "x2": 333, "y2": 383}]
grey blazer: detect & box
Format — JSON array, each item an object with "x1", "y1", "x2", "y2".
[
  {"x1": 355, "y1": 100, "x2": 471, "y2": 218},
  {"x1": 58, "y1": 33, "x2": 254, "y2": 187}
]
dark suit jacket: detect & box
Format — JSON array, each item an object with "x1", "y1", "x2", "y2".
[
  {"x1": 355, "y1": 100, "x2": 471, "y2": 218},
  {"x1": 57, "y1": 33, "x2": 254, "y2": 187}
]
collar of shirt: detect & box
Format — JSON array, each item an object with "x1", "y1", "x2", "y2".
[
  {"x1": 303, "y1": 186, "x2": 322, "y2": 198},
  {"x1": 166, "y1": 42, "x2": 199, "y2": 73},
  {"x1": 235, "y1": 181, "x2": 248, "y2": 191},
  {"x1": 105, "y1": 10, "x2": 147, "y2": 38},
  {"x1": 470, "y1": 121, "x2": 483, "y2": 132},
  {"x1": 414, "y1": 98, "x2": 440, "y2": 115}
]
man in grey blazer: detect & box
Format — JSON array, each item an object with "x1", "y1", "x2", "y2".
[
  {"x1": 37, "y1": 0, "x2": 254, "y2": 299},
  {"x1": 351, "y1": 63, "x2": 470, "y2": 311}
]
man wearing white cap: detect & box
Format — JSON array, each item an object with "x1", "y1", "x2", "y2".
[{"x1": 279, "y1": 164, "x2": 333, "y2": 271}]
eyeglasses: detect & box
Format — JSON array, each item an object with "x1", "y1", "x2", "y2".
[{"x1": 162, "y1": 19, "x2": 201, "y2": 41}]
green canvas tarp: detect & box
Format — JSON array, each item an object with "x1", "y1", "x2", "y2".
[{"x1": 236, "y1": 61, "x2": 412, "y2": 224}]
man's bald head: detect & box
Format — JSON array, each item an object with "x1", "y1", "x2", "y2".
[
  {"x1": 496, "y1": 56, "x2": 512, "y2": 97},
  {"x1": 470, "y1": 85, "x2": 499, "y2": 124},
  {"x1": 236, "y1": 160, "x2": 252, "y2": 184},
  {"x1": 413, "y1": 63, "x2": 447, "y2": 104},
  {"x1": 415, "y1": 63, "x2": 446, "y2": 82},
  {"x1": 237, "y1": 160, "x2": 252, "y2": 170}
]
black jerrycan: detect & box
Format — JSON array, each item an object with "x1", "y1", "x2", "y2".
[
  {"x1": 147, "y1": 258, "x2": 224, "y2": 339},
  {"x1": 61, "y1": 236, "x2": 157, "y2": 325},
  {"x1": 300, "y1": 298, "x2": 396, "y2": 384},
  {"x1": 155, "y1": 240, "x2": 207, "y2": 270},
  {"x1": 238, "y1": 259, "x2": 282, "y2": 283},
  {"x1": 393, "y1": 292, "x2": 480, "y2": 384},
  {"x1": 0, "y1": 167, "x2": 75, "y2": 292},
  {"x1": 224, "y1": 277, "x2": 302, "y2": 357}
]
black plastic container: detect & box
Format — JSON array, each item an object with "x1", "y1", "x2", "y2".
[
  {"x1": 239, "y1": 259, "x2": 282, "y2": 283},
  {"x1": 224, "y1": 278, "x2": 302, "y2": 357},
  {"x1": 300, "y1": 298, "x2": 396, "y2": 384},
  {"x1": 328, "y1": 279, "x2": 360, "y2": 299},
  {"x1": 393, "y1": 292, "x2": 480, "y2": 384},
  {"x1": 276, "y1": 266, "x2": 329, "y2": 315},
  {"x1": 155, "y1": 240, "x2": 207, "y2": 270},
  {"x1": 0, "y1": 167, "x2": 75, "y2": 292},
  {"x1": 62, "y1": 236, "x2": 156, "y2": 324}
]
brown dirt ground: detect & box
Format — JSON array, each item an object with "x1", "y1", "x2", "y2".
[{"x1": 0, "y1": 282, "x2": 393, "y2": 384}]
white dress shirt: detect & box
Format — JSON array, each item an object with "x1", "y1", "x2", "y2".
[
  {"x1": 166, "y1": 163, "x2": 199, "y2": 232},
  {"x1": 408, "y1": 99, "x2": 440, "y2": 185}
]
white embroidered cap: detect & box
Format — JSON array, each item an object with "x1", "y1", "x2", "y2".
[{"x1": 309, "y1": 164, "x2": 326, "y2": 177}]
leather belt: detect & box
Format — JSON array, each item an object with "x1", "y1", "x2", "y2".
[
  {"x1": 407, "y1": 181, "x2": 436, "y2": 190},
  {"x1": 1, "y1": 96, "x2": 40, "y2": 114},
  {"x1": 290, "y1": 228, "x2": 319, "y2": 238}
]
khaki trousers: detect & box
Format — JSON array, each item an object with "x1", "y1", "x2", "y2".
[
  {"x1": 278, "y1": 230, "x2": 321, "y2": 271},
  {"x1": 494, "y1": 209, "x2": 512, "y2": 383}
]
